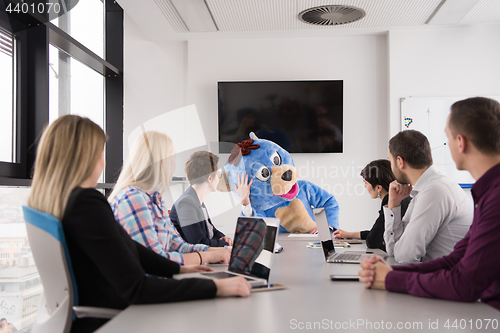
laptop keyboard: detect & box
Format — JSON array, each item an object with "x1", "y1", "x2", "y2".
[
  {"x1": 333, "y1": 253, "x2": 361, "y2": 261},
  {"x1": 201, "y1": 271, "x2": 253, "y2": 281}
]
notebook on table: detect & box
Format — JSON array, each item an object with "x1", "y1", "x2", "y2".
[
  {"x1": 314, "y1": 208, "x2": 386, "y2": 264},
  {"x1": 173, "y1": 217, "x2": 281, "y2": 288}
]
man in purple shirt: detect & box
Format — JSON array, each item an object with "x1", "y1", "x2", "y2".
[{"x1": 358, "y1": 97, "x2": 500, "y2": 310}]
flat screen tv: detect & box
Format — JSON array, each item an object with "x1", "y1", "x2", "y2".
[{"x1": 218, "y1": 80, "x2": 343, "y2": 153}]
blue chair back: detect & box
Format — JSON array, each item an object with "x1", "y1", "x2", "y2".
[{"x1": 22, "y1": 205, "x2": 78, "y2": 333}]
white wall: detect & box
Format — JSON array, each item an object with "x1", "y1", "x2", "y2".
[
  {"x1": 388, "y1": 25, "x2": 500, "y2": 136},
  {"x1": 123, "y1": 14, "x2": 188, "y2": 157}
]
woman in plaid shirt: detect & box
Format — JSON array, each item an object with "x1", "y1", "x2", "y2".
[{"x1": 109, "y1": 131, "x2": 230, "y2": 265}]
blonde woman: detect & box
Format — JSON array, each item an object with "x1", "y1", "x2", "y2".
[
  {"x1": 28, "y1": 116, "x2": 251, "y2": 333},
  {"x1": 109, "y1": 131, "x2": 230, "y2": 265}
]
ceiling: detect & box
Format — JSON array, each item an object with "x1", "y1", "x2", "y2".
[{"x1": 116, "y1": 0, "x2": 500, "y2": 41}]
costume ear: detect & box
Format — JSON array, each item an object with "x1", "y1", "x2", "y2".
[
  {"x1": 216, "y1": 171, "x2": 232, "y2": 192},
  {"x1": 250, "y1": 132, "x2": 259, "y2": 140}
]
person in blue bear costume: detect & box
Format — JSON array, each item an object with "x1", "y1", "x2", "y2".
[{"x1": 218, "y1": 133, "x2": 339, "y2": 233}]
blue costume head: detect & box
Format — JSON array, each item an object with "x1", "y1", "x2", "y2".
[{"x1": 220, "y1": 132, "x2": 300, "y2": 212}]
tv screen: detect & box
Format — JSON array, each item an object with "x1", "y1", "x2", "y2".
[{"x1": 218, "y1": 80, "x2": 343, "y2": 153}]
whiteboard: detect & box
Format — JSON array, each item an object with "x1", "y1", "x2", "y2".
[{"x1": 400, "y1": 96, "x2": 500, "y2": 187}]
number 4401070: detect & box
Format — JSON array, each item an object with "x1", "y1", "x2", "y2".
[
  {"x1": 5, "y1": 2, "x2": 61, "y2": 15},
  {"x1": 444, "y1": 319, "x2": 498, "y2": 330}
]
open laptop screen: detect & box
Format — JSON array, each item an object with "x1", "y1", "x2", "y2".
[{"x1": 228, "y1": 217, "x2": 277, "y2": 280}]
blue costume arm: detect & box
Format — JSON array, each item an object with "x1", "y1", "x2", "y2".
[{"x1": 301, "y1": 181, "x2": 340, "y2": 230}]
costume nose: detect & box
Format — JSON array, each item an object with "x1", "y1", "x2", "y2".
[{"x1": 282, "y1": 170, "x2": 292, "y2": 181}]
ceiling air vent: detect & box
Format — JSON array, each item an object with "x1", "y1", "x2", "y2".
[{"x1": 299, "y1": 5, "x2": 366, "y2": 26}]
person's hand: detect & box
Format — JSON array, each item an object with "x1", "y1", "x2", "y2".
[
  {"x1": 309, "y1": 227, "x2": 318, "y2": 234},
  {"x1": 333, "y1": 229, "x2": 353, "y2": 239},
  {"x1": 234, "y1": 173, "x2": 253, "y2": 205},
  {"x1": 220, "y1": 236, "x2": 233, "y2": 246},
  {"x1": 179, "y1": 265, "x2": 214, "y2": 274},
  {"x1": 332, "y1": 229, "x2": 343, "y2": 238},
  {"x1": 215, "y1": 276, "x2": 252, "y2": 297},
  {"x1": 358, "y1": 255, "x2": 392, "y2": 289},
  {"x1": 206, "y1": 249, "x2": 230, "y2": 264},
  {"x1": 387, "y1": 181, "x2": 413, "y2": 210},
  {"x1": 333, "y1": 229, "x2": 360, "y2": 239}
]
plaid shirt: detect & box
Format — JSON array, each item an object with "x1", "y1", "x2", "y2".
[{"x1": 110, "y1": 186, "x2": 208, "y2": 265}]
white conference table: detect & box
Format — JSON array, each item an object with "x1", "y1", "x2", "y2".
[{"x1": 96, "y1": 235, "x2": 500, "y2": 333}]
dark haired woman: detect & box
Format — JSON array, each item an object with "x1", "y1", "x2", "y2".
[{"x1": 333, "y1": 159, "x2": 411, "y2": 250}]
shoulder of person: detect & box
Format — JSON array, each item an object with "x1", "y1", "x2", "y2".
[
  {"x1": 70, "y1": 187, "x2": 106, "y2": 204},
  {"x1": 419, "y1": 177, "x2": 456, "y2": 196},
  {"x1": 122, "y1": 185, "x2": 148, "y2": 199},
  {"x1": 63, "y1": 188, "x2": 112, "y2": 224},
  {"x1": 176, "y1": 188, "x2": 199, "y2": 205}
]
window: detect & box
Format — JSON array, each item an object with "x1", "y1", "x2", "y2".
[
  {"x1": 48, "y1": 45, "x2": 105, "y2": 129},
  {"x1": 0, "y1": 0, "x2": 123, "y2": 183},
  {"x1": 48, "y1": 44, "x2": 106, "y2": 182},
  {"x1": 54, "y1": 0, "x2": 104, "y2": 58},
  {"x1": 0, "y1": 29, "x2": 15, "y2": 163},
  {"x1": 0, "y1": 1, "x2": 123, "y2": 330}
]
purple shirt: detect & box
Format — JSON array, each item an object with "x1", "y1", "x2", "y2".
[{"x1": 385, "y1": 162, "x2": 500, "y2": 310}]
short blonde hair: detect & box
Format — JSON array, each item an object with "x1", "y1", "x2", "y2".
[
  {"x1": 28, "y1": 115, "x2": 106, "y2": 220},
  {"x1": 109, "y1": 131, "x2": 174, "y2": 200}
]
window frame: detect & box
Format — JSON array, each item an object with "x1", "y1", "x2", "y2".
[
  {"x1": 0, "y1": 0, "x2": 123, "y2": 187},
  {"x1": 0, "y1": 23, "x2": 24, "y2": 178}
]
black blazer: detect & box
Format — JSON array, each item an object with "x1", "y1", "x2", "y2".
[
  {"x1": 169, "y1": 186, "x2": 228, "y2": 247},
  {"x1": 360, "y1": 195, "x2": 412, "y2": 250}
]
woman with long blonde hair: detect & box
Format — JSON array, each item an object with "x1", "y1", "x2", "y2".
[
  {"x1": 29, "y1": 116, "x2": 251, "y2": 333},
  {"x1": 109, "y1": 131, "x2": 230, "y2": 265}
]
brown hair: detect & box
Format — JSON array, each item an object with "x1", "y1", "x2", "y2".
[
  {"x1": 185, "y1": 151, "x2": 219, "y2": 185},
  {"x1": 360, "y1": 159, "x2": 396, "y2": 192},
  {"x1": 388, "y1": 130, "x2": 433, "y2": 169},
  {"x1": 449, "y1": 97, "x2": 500, "y2": 155},
  {"x1": 28, "y1": 115, "x2": 106, "y2": 220}
]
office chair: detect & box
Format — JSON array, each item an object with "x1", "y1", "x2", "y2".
[{"x1": 22, "y1": 206, "x2": 120, "y2": 333}]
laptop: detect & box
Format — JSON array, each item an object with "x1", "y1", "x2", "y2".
[
  {"x1": 174, "y1": 217, "x2": 280, "y2": 288},
  {"x1": 314, "y1": 208, "x2": 386, "y2": 264}
]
